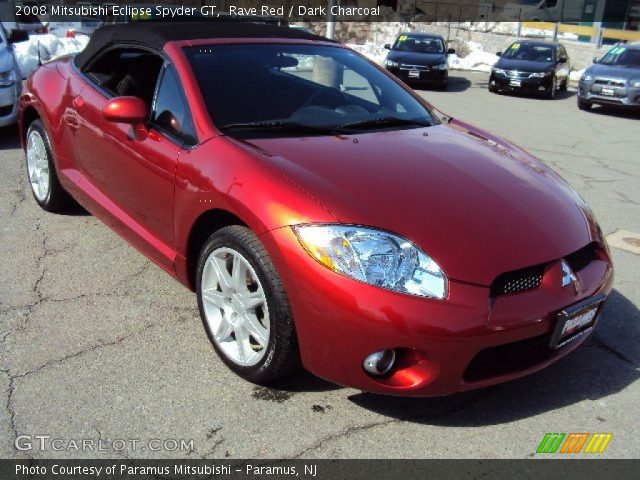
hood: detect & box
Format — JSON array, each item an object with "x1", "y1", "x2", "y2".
[
  {"x1": 0, "y1": 45, "x2": 15, "y2": 72},
  {"x1": 387, "y1": 50, "x2": 447, "y2": 66},
  {"x1": 496, "y1": 58, "x2": 554, "y2": 73},
  {"x1": 586, "y1": 63, "x2": 640, "y2": 81},
  {"x1": 246, "y1": 125, "x2": 596, "y2": 286}
]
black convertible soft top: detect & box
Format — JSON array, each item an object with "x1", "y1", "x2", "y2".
[{"x1": 75, "y1": 21, "x2": 333, "y2": 70}]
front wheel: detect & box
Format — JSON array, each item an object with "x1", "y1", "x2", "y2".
[
  {"x1": 25, "y1": 120, "x2": 74, "y2": 212},
  {"x1": 559, "y1": 78, "x2": 568, "y2": 92},
  {"x1": 545, "y1": 77, "x2": 557, "y2": 100},
  {"x1": 196, "y1": 225, "x2": 300, "y2": 384},
  {"x1": 578, "y1": 97, "x2": 592, "y2": 111}
]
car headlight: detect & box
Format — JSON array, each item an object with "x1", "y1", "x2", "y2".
[
  {"x1": 492, "y1": 68, "x2": 508, "y2": 76},
  {"x1": 0, "y1": 69, "x2": 17, "y2": 87},
  {"x1": 432, "y1": 63, "x2": 448, "y2": 70},
  {"x1": 630, "y1": 79, "x2": 640, "y2": 88},
  {"x1": 530, "y1": 71, "x2": 553, "y2": 78},
  {"x1": 292, "y1": 224, "x2": 447, "y2": 299},
  {"x1": 384, "y1": 59, "x2": 399, "y2": 68},
  {"x1": 581, "y1": 74, "x2": 593, "y2": 82}
]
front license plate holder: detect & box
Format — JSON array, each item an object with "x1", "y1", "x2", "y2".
[
  {"x1": 408, "y1": 70, "x2": 420, "y2": 78},
  {"x1": 549, "y1": 294, "x2": 606, "y2": 349},
  {"x1": 601, "y1": 87, "x2": 615, "y2": 96},
  {"x1": 509, "y1": 79, "x2": 522, "y2": 87}
]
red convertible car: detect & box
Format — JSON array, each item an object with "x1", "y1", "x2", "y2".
[{"x1": 19, "y1": 23, "x2": 612, "y2": 396}]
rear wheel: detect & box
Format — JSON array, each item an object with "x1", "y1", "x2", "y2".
[
  {"x1": 196, "y1": 225, "x2": 300, "y2": 384},
  {"x1": 578, "y1": 97, "x2": 592, "y2": 111},
  {"x1": 25, "y1": 120, "x2": 73, "y2": 212}
]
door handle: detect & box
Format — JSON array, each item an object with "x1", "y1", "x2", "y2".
[{"x1": 72, "y1": 96, "x2": 84, "y2": 108}]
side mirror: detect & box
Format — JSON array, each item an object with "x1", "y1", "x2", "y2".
[
  {"x1": 557, "y1": 57, "x2": 567, "y2": 64},
  {"x1": 496, "y1": 51, "x2": 502, "y2": 57},
  {"x1": 447, "y1": 48, "x2": 456, "y2": 55},
  {"x1": 102, "y1": 96, "x2": 148, "y2": 125},
  {"x1": 384, "y1": 44, "x2": 391, "y2": 50},
  {"x1": 593, "y1": 56, "x2": 599, "y2": 63},
  {"x1": 8, "y1": 29, "x2": 29, "y2": 44}
]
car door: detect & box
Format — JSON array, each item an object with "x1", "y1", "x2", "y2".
[{"x1": 71, "y1": 49, "x2": 192, "y2": 273}]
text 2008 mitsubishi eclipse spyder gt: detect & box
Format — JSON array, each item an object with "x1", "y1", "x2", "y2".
[{"x1": 19, "y1": 23, "x2": 612, "y2": 396}]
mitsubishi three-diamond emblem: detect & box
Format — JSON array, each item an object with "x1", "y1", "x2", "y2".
[{"x1": 561, "y1": 260, "x2": 580, "y2": 295}]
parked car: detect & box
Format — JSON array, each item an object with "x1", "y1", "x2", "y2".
[
  {"x1": 19, "y1": 23, "x2": 612, "y2": 396},
  {"x1": 577, "y1": 44, "x2": 640, "y2": 111},
  {"x1": 0, "y1": 23, "x2": 26, "y2": 127},
  {"x1": 2, "y1": 13, "x2": 47, "y2": 37},
  {"x1": 384, "y1": 33, "x2": 455, "y2": 90},
  {"x1": 489, "y1": 40, "x2": 570, "y2": 99}
]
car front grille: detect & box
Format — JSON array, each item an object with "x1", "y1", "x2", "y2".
[
  {"x1": 594, "y1": 78, "x2": 626, "y2": 87},
  {"x1": 489, "y1": 242, "x2": 601, "y2": 298},
  {"x1": 399, "y1": 64, "x2": 430, "y2": 71},
  {"x1": 490, "y1": 264, "x2": 546, "y2": 297},
  {"x1": 463, "y1": 332, "x2": 554, "y2": 383},
  {"x1": 505, "y1": 70, "x2": 534, "y2": 79}
]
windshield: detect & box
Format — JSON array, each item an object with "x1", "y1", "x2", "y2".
[
  {"x1": 392, "y1": 35, "x2": 444, "y2": 54},
  {"x1": 599, "y1": 47, "x2": 640, "y2": 68},
  {"x1": 501, "y1": 43, "x2": 555, "y2": 62},
  {"x1": 184, "y1": 44, "x2": 436, "y2": 138}
]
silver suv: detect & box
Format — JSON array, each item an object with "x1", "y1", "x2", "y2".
[{"x1": 578, "y1": 44, "x2": 640, "y2": 111}]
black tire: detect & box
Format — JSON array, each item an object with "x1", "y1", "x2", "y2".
[
  {"x1": 559, "y1": 78, "x2": 568, "y2": 92},
  {"x1": 25, "y1": 119, "x2": 74, "y2": 212},
  {"x1": 196, "y1": 225, "x2": 300, "y2": 384},
  {"x1": 545, "y1": 77, "x2": 557, "y2": 100},
  {"x1": 578, "y1": 98, "x2": 592, "y2": 111}
]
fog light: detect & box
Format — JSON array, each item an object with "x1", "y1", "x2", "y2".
[{"x1": 363, "y1": 349, "x2": 396, "y2": 376}]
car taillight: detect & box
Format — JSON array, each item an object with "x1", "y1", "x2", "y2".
[{"x1": 66, "y1": 30, "x2": 76, "y2": 38}]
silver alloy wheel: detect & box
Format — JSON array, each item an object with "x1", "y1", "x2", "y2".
[
  {"x1": 26, "y1": 130, "x2": 50, "y2": 202},
  {"x1": 201, "y1": 247, "x2": 270, "y2": 367}
]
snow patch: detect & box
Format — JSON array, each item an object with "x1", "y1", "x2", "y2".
[
  {"x1": 14, "y1": 34, "x2": 89, "y2": 78},
  {"x1": 346, "y1": 43, "x2": 387, "y2": 65},
  {"x1": 448, "y1": 41, "x2": 499, "y2": 72}
]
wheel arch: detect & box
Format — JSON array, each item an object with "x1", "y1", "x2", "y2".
[
  {"x1": 185, "y1": 208, "x2": 249, "y2": 290},
  {"x1": 19, "y1": 105, "x2": 41, "y2": 149}
]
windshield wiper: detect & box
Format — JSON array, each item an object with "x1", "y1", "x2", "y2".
[
  {"x1": 339, "y1": 116, "x2": 432, "y2": 131},
  {"x1": 220, "y1": 121, "x2": 346, "y2": 135}
]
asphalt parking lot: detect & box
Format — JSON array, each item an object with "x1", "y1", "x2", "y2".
[{"x1": 1, "y1": 70, "x2": 638, "y2": 459}]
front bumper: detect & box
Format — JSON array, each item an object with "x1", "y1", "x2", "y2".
[
  {"x1": 0, "y1": 83, "x2": 20, "y2": 127},
  {"x1": 261, "y1": 226, "x2": 613, "y2": 396},
  {"x1": 387, "y1": 66, "x2": 448, "y2": 86},
  {"x1": 490, "y1": 73, "x2": 553, "y2": 94},
  {"x1": 578, "y1": 81, "x2": 640, "y2": 108}
]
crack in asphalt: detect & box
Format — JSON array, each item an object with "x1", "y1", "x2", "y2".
[
  {"x1": 3, "y1": 313, "x2": 195, "y2": 447},
  {"x1": 288, "y1": 390, "x2": 493, "y2": 458}
]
